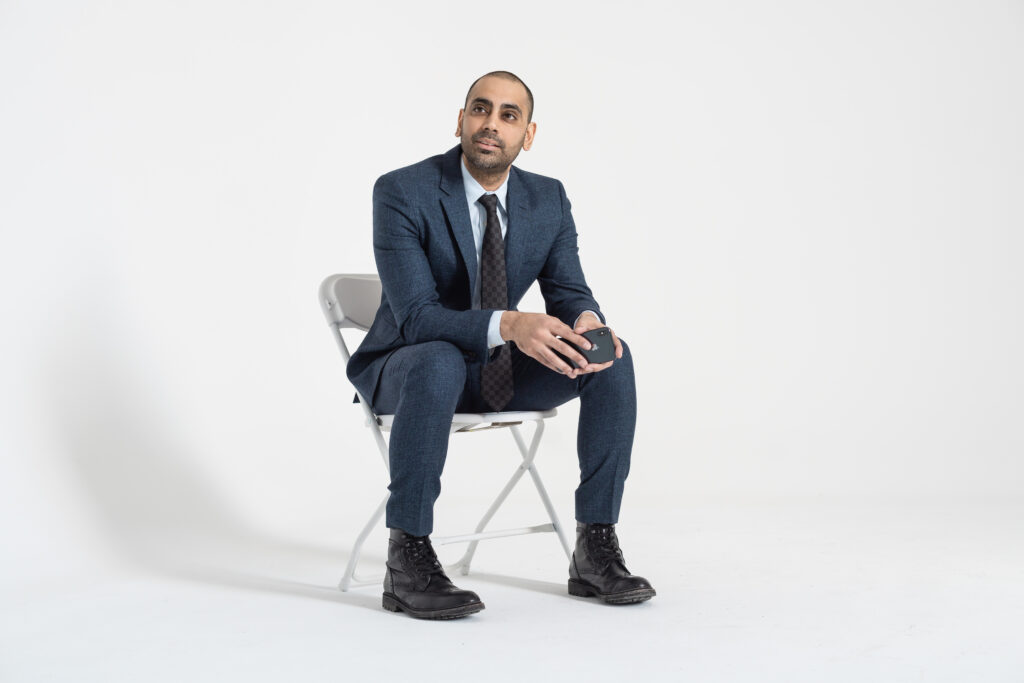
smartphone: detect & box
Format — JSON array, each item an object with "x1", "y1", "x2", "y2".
[{"x1": 555, "y1": 327, "x2": 617, "y2": 368}]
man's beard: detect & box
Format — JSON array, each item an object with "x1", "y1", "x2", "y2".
[{"x1": 461, "y1": 133, "x2": 523, "y2": 172}]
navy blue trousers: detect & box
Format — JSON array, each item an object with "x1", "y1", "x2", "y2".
[{"x1": 370, "y1": 338, "x2": 637, "y2": 536}]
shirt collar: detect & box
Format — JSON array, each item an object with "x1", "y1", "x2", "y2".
[{"x1": 460, "y1": 153, "x2": 509, "y2": 214}]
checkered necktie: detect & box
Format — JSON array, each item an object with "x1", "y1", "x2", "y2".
[{"x1": 477, "y1": 193, "x2": 514, "y2": 411}]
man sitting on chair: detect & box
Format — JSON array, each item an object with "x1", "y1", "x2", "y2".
[{"x1": 346, "y1": 70, "x2": 655, "y2": 619}]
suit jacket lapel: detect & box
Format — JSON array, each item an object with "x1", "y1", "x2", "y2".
[
  {"x1": 505, "y1": 166, "x2": 531, "y2": 301},
  {"x1": 439, "y1": 146, "x2": 479, "y2": 300}
]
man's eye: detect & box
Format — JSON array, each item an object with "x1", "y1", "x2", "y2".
[
  {"x1": 503, "y1": 112, "x2": 517, "y2": 120},
  {"x1": 473, "y1": 106, "x2": 487, "y2": 113}
]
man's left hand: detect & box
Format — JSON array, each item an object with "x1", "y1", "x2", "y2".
[{"x1": 572, "y1": 312, "x2": 622, "y2": 375}]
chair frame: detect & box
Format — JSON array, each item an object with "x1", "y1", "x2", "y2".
[{"x1": 319, "y1": 274, "x2": 572, "y2": 591}]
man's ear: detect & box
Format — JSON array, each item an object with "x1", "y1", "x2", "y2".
[
  {"x1": 455, "y1": 109, "x2": 464, "y2": 137},
  {"x1": 522, "y1": 121, "x2": 537, "y2": 151}
]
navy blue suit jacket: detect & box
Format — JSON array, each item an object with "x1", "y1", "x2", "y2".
[{"x1": 347, "y1": 144, "x2": 605, "y2": 406}]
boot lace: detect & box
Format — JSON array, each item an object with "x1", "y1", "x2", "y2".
[
  {"x1": 402, "y1": 536, "x2": 445, "y2": 576},
  {"x1": 586, "y1": 524, "x2": 625, "y2": 569}
]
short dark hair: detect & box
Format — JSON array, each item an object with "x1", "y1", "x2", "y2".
[{"x1": 464, "y1": 71, "x2": 534, "y2": 123}]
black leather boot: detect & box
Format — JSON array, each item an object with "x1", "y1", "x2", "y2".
[
  {"x1": 568, "y1": 523, "x2": 656, "y2": 604},
  {"x1": 382, "y1": 528, "x2": 485, "y2": 619}
]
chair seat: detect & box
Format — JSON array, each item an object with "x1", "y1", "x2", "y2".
[{"x1": 375, "y1": 409, "x2": 557, "y2": 430}]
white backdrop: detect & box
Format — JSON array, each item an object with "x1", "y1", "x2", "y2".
[{"x1": 2, "y1": 0, "x2": 1022, "y2": 586}]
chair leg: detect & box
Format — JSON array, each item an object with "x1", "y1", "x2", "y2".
[
  {"x1": 511, "y1": 423, "x2": 573, "y2": 560},
  {"x1": 338, "y1": 492, "x2": 389, "y2": 591},
  {"x1": 524, "y1": 457, "x2": 573, "y2": 560},
  {"x1": 453, "y1": 419, "x2": 571, "y2": 575},
  {"x1": 339, "y1": 405, "x2": 392, "y2": 592},
  {"x1": 451, "y1": 459, "x2": 534, "y2": 574}
]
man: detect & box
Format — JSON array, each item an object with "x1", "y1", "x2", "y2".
[{"x1": 347, "y1": 71, "x2": 655, "y2": 619}]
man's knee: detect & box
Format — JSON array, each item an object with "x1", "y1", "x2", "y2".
[{"x1": 405, "y1": 341, "x2": 467, "y2": 399}]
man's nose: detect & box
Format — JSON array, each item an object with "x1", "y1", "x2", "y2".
[{"x1": 483, "y1": 110, "x2": 502, "y2": 132}]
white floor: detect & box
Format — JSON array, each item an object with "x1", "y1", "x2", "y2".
[{"x1": 3, "y1": 498, "x2": 1022, "y2": 682}]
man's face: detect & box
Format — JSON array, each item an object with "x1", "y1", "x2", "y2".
[{"x1": 456, "y1": 76, "x2": 536, "y2": 173}]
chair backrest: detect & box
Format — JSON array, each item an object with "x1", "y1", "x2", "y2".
[{"x1": 319, "y1": 274, "x2": 382, "y2": 331}]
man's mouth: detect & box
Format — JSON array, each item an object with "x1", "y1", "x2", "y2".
[{"x1": 475, "y1": 138, "x2": 501, "y2": 150}]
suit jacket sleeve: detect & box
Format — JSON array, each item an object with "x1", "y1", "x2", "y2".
[
  {"x1": 372, "y1": 174, "x2": 495, "y2": 359},
  {"x1": 537, "y1": 180, "x2": 606, "y2": 328}
]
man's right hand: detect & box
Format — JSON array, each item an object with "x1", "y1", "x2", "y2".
[{"x1": 499, "y1": 311, "x2": 593, "y2": 379}]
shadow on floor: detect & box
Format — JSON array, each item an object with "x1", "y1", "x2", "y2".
[
  {"x1": 39, "y1": 301, "x2": 563, "y2": 612},
  {"x1": 39, "y1": 302, "x2": 388, "y2": 610}
]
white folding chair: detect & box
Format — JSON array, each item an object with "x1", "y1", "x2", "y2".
[{"x1": 319, "y1": 273, "x2": 572, "y2": 591}]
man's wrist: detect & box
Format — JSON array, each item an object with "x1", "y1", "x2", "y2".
[
  {"x1": 574, "y1": 310, "x2": 600, "y2": 330},
  {"x1": 499, "y1": 310, "x2": 519, "y2": 341}
]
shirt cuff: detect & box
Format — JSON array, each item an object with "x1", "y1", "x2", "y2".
[
  {"x1": 486, "y1": 310, "x2": 506, "y2": 349},
  {"x1": 573, "y1": 310, "x2": 599, "y2": 330}
]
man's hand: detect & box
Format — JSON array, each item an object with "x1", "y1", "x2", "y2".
[
  {"x1": 500, "y1": 311, "x2": 594, "y2": 379},
  {"x1": 572, "y1": 311, "x2": 622, "y2": 375}
]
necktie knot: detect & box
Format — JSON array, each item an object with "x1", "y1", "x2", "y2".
[{"x1": 477, "y1": 193, "x2": 499, "y2": 216}]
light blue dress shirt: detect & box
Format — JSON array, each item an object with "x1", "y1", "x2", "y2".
[{"x1": 460, "y1": 155, "x2": 597, "y2": 350}]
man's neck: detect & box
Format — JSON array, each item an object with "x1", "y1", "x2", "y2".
[{"x1": 461, "y1": 154, "x2": 510, "y2": 191}]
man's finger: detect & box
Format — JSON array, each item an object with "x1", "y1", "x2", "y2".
[
  {"x1": 552, "y1": 321, "x2": 592, "y2": 350},
  {"x1": 609, "y1": 328, "x2": 623, "y2": 359},
  {"x1": 551, "y1": 337, "x2": 588, "y2": 369},
  {"x1": 538, "y1": 347, "x2": 577, "y2": 377},
  {"x1": 578, "y1": 360, "x2": 613, "y2": 375}
]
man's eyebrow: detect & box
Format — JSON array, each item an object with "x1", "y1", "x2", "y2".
[{"x1": 469, "y1": 97, "x2": 523, "y2": 114}]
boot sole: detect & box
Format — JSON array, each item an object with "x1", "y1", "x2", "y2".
[
  {"x1": 382, "y1": 592, "x2": 485, "y2": 620},
  {"x1": 568, "y1": 579, "x2": 656, "y2": 605}
]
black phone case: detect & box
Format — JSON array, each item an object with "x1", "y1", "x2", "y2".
[{"x1": 557, "y1": 327, "x2": 616, "y2": 368}]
